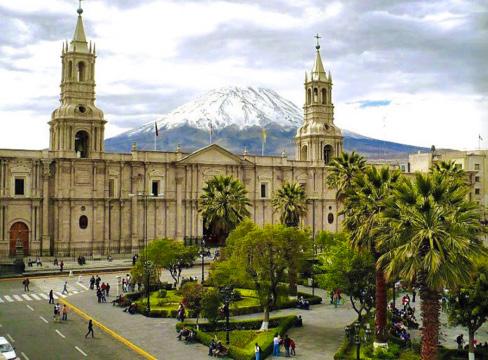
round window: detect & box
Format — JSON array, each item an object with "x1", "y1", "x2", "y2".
[
  {"x1": 78, "y1": 105, "x2": 86, "y2": 113},
  {"x1": 79, "y1": 215, "x2": 88, "y2": 229},
  {"x1": 327, "y1": 213, "x2": 334, "y2": 224}
]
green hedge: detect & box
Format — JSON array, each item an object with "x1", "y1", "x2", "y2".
[
  {"x1": 438, "y1": 347, "x2": 488, "y2": 360},
  {"x1": 177, "y1": 315, "x2": 298, "y2": 360}
]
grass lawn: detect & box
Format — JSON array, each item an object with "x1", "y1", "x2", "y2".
[{"x1": 206, "y1": 329, "x2": 275, "y2": 352}]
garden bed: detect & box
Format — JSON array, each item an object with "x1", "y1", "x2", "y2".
[{"x1": 176, "y1": 315, "x2": 298, "y2": 360}]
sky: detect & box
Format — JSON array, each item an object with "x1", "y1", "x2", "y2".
[{"x1": 0, "y1": 0, "x2": 487, "y2": 151}]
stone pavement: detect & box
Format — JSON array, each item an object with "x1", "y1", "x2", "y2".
[{"x1": 56, "y1": 272, "x2": 356, "y2": 360}]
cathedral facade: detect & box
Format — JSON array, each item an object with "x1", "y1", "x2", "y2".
[{"x1": 0, "y1": 9, "x2": 342, "y2": 257}]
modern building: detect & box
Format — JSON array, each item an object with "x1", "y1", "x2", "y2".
[
  {"x1": 0, "y1": 7, "x2": 342, "y2": 257},
  {"x1": 408, "y1": 150, "x2": 488, "y2": 220}
]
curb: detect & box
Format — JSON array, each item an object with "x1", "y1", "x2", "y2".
[
  {"x1": 0, "y1": 267, "x2": 132, "y2": 281},
  {"x1": 60, "y1": 297, "x2": 157, "y2": 360}
]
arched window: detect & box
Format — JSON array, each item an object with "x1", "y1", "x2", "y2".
[
  {"x1": 321, "y1": 88, "x2": 327, "y2": 104},
  {"x1": 301, "y1": 145, "x2": 308, "y2": 161},
  {"x1": 323, "y1": 144, "x2": 333, "y2": 165},
  {"x1": 68, "y1": 61, "x2": 73, "y2": 80},
  {"x1": 327, "y1": 213, "x2": 334, "y2": 224},
  {"x1": 75, "y1": 130, "x2": 89, "y2": 158},
  {"x1": 79, "y1": 215, "x2": 88, "y2": 229},
  {"x1": 313, "y1": 88, "x2": 318, "y2": 103},
  {"x1": 77, "y1": 61, "x2": 86, "y2": 82},
  {"x1": 307, "y1": 89, "x2": 312, "y2": 105}
]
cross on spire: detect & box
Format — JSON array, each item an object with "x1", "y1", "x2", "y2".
[
  {"x1": 315, "y1": 33, "x2": 321, "y2": 50},
  {"x1": 77, "y1": 0, "x2": 84, "y2": 15}
]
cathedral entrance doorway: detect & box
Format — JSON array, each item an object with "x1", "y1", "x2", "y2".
[{"x1": 9, "y1": 222, "x2": 29, "y2": 257}]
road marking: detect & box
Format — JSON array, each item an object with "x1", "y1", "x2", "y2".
[
  {"x1": 39, "y1": 293, "x2": 49, "y2": 300},
  {"x1": 55, "y1": 292, "x2": 66, "y2": 298},
  {"x1": 40, "y1": 316, "x2": 48, "y2": 324},
  {"x1": 77, "y1": 283, "x2": 89, "y2": 290},
  {"x1": 75, "y1": 346, "x2": 87, "y2": 357},
  {"x1": 60, "y1": 298, "x2": 157, "y2": 360},
  {"x1": 26, "y1": 304, "x2": 34, "y2": 311},
  {"x1": 30, "y1": 294, "x2": 41, "y2": 300},
  {"x1": 55, "y1": 329, "x2": 66, "y2": 339},
  {"x1": 21, "y1": 352, "x2": 30, "y2": 360},
  {"x1": 13, "y1": 295, "x2": 23, "y2": 301},
  {"x1": 72, "y1": 290, "x2": 79, "y2": 294},
  {"x1": 0, "y1": 297, "x2": 4, "y2": 303},
  {"x1": 22, "y1": 294, "x2": 33, "y2": 301},
  {"x1": 6, "y1": 334, "x2": 15, "y2": 343},
  {"x1": 4, "y1": 296, "x2": 14, "y2": 302}
]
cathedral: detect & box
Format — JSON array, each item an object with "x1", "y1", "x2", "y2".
[{"x1": 0, "y1": 7, "x2": 342, "y2": 257}]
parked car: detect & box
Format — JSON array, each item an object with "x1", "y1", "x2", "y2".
[{"x1": 0, "y1": 337, "x2": 16, "y2": 360}]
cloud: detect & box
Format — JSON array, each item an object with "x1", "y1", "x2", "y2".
[{"x1": 356, "y1": 100, "x2": 392, "y2": 108}]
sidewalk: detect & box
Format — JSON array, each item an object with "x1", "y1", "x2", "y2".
[{"x1": 23, "y1": 257, "x2": 133, "y2": 275}]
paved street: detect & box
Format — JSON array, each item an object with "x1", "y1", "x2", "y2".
[{"x1": 0, "y1": 276, "x2": 143, "y2": 360}]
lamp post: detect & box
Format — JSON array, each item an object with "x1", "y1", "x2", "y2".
[
  {"x1": 220, "y1": 286, "x2": 234, "y2": 345},
  {"x1": 311, "y1": 198, "x2": 316, "y2": 296},
  {"x1": 200, "y1": 237, "x2": 206, "y2": 283},
  {"x1": 345, "y1": 321, "x2": 371, "y2": 360}
]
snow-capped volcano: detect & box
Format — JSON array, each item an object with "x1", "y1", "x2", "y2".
[
  {"x1": 126, "y1": 86, "x2": 301, "y2": 136},
  {"x1": 106, "y1": 86, "x2": 427, "y2": 159}
]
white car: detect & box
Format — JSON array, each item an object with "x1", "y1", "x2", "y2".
[{"x1": 0, "y1": 337, "x2": 16, "y2": 360}]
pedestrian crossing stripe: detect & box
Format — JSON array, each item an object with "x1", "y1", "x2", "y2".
[
  {"x1": 21, "y1": 294, "x2": 32, "y2": 301},
  {"x1": 4, "y1": 296, "x2": 14, "y2": 302},
  {"x1": 13, "y1": 295, "x2": 23, "y2": 301},
  {"x1": 39, "y1": 293, "x2": 49, "y2": 300},
  {"x1": 0, "y1": 297, "x2": 3, "y2": 303},
  {"x1": 55, "y1": 292, "x2": 66, "y2": 298},
  {"x1": 72, "y1": 290, "x2": 79, "y2": 294},
  {"x1": 77, "y1": 283, "x2": 88, "y2": 290},
  {"x1": 30, "y1": 294, "x2": 41, "y2": 300}
]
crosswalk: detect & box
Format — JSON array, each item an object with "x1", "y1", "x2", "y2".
[{"x1": 0, "y1": 283, "x2": 86, "y2": 304}]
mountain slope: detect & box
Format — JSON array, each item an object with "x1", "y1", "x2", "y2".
[{"x1": 106, "y1": 86, "x2": 428, "y2": 159}]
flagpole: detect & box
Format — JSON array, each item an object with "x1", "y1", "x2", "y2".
[
  {"x1": 154, "y1": 131, "x2": 157, "y2": 151},
  {"x1": 209, "y1": 122, "x2": 213, "y2": 144}
]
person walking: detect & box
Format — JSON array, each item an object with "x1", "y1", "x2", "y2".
[
  {"x1": 106, "y1": 283, "x2": 110, "y2": 297},
  {"x1": 22, "y1": 278, "x2": 30, "y2": 292},
  {"x1": 85, "y1": 319, "x2": 94, "y2": 338},
  {"x1": 89, "y1": 276, "x2": 95, "y2": 290},
  {"x1": 273, "y1": 334, "x2": 281, "y2": 356},
  {"x1": 62, "y1": 280, "x2": 68, "y2": 294},
  {"x1": 255, "y1": 343, "x2": 262, "y2": 360},
  {"x1": 290, "y1": 338, "x2": 296, "y2": 356},
  {"x1": 412, "y1": 288, "x2": 417, "y2": 303},
  {"x1": 53, "y1": 303, "x2": 61, "y2": 322},
  {"x1": 62, "y1": 304, "x2": 68, "y2": 321},
  {"x1": 49, "y1": 289, "x2": 55, "y2": 304},
  {"x1": 60, "y1": 260, "x2": 64, "y2": 272},
  {"x1": 284, "y1": 334, "x2": 291, "y2": 357}
]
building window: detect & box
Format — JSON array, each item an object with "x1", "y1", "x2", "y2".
[
  {"x1": 152, "y1": 181, "x2": 159, "y2": 196},
  {"x1": 79, "y1": 215, "x2": 88, "y2": 229},
  {"x1": 475, "y1": 163, "x2": 480, "y2": 171},
  {"x1": 108, "y1": 179, "x2": 115, "y2": 198},
  {"x1": 327, "y1": 213, "x2": 334, "y2": 224},
  {"x1": 14, "y1": 178, "x2": 25, "y2": 196},
  {"x1": 475, "y1": 188, "x2": 480, "y2": 195},
  {"x1": 323, "y1": 145, "x2": 333, "y2": 165},
  {"x1": 260, "y1": 183, "x2": 267, "y2": 198},
  {"x1": 75, "y1": 130, "x2": 89, "y2": 158},
  {"x1": 77, "y1": 61, "x2": 86, "y2": 82},
  {"x1": 475, "y1": 176, "x2": 480, "y2": 182},
  {"x1": 313, "y1": 88, "x2": 318, "y2": 103},
  {"x1": 300, "y1": 183, "x2": 306, "y2": 193}
]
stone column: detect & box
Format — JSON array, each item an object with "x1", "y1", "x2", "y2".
[
  {"x1": 175, "y1": 174, "x2": 183, "y2": 239},
  {"x1": 41, "y1": 161, "x2": 51, "y2": 256},
  {"x1": 130, "y1": 173, "x2": 139, "y2": 254}
]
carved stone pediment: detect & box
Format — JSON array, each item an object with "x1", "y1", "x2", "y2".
[{"x1": 178, "y1": 144, "x2": 251, "y2": 166}]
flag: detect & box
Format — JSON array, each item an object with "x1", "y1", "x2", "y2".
[
  {"x1": 155, "y1": 121, "x2": 159, "y2": 137},
  {"x1": 261, "y1": 127, "x2": 267, "y2": 144},
  {"x1": 479, "y1": 134, "x2": 484, "y2": 141}
]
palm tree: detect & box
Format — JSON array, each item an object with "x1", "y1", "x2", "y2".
[
  {"x1": 326, "y1": 151, "x2": 366, "y2": 199},
  {"x1": 199, "y1": 175, "x2": 251, "y2": 244},
  {"x1": 272, "y1": 182, "x2": 308, "y2": 227},
  {"x1": 272, "y1": 181, "x2": 309, "y2": 295},
  {"x1": 341, "y1": 165, "x2": 401, "y2": 343},
  {"x1": 378, "y1": 171, "x2": 487, "y2": 360}
]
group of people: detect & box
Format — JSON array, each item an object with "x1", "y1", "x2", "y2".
[
  {"x1": 77, "y1": 255, "x2": 87, "y2": 265},
  {"x1": 330, "y1": 289, "x2": 343, "y2": 307},
  {"x1": 456, "y1": 334, "x2": 488, "y2": 351},
  {"x1": 122, "y1": 274, "x2": 134, "y2": 293},
  {"x1": 89, "y1": 275, "x2": 110, "y2": 303},
  {"x1": 177, "y1": 303, "x2": 186, "y2": 322},
  {"x1": 296, "y1": 296, "x2": 310, "y2": 310},
  {"x1": 273, "y1": 334, "x2": 296, "y2": 357},
  {"x1": 208, "y1": 338, "x2": 228, "y2": 357},
  {"x1": 177, "y1": 327, "x2": 196, "y2": 342},
  {"x1": 27, "y1": 257, "x2": 42, "y2": 267},
  {"x1": 52, "y1": 303, "x2": 69, "y2": 322}
]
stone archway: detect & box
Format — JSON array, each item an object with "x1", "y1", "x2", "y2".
[{"x1": 9, "y1": 222, "x2": 29, "y2": 256}]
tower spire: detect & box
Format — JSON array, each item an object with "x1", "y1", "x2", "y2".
[
  {"x1": 70, "y1": 0, "x2": 88, "y2": 53},
  {"x1": 312, "y1": 33, "x2": 326, "y2": 81}
]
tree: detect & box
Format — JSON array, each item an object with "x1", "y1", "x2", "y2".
[
  {"x1": 272, "y1": 181, "x2": 308, "y2": 227},
  {"x1": 378, "y1": 170, "x2": 487, "y2": 360},
  {"x1": 201, "y1": 288, "x2": 222, "y2": 324},
  {"x1": 326, "y1": 151, "x2": 366, "y2": 199},
  {"x1": 317, "y1": 234, "x2": 375, "y2": 323},
  {"x1": 199, "y1": 175, "x2": 251, "y2": 244},
  {"x1": 341, "y1": 165, "x2": 401, "y2": 343},
  {"x1": 141, "y1": 238, "x2": 198, "y2": 288},
  {"x1": 447, "y1": 261, "x2": 488, "y2": 360},
  {"x1": 181, "y1": 282, "x2": 205, "y2": 329},
  {"x1": 224, "y1": 220, "x2": 291, "y2": 330},
  {"x1": 281, "y1": 226, "x2": 312, "y2": 295}
]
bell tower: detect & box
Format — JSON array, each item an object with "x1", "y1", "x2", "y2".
[
  {"x1": 295, "y1": 35, "x2": 343, "y2": 163},
  {"x1": 49, "y1": 4, "x2": 105, "y2": 158}
]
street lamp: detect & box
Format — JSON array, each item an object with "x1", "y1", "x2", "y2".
[
  {"x1": 200, "y1": 237, "x2": 206, "y2": 284},
  {"x1": 220, "y1": 286, "x2": 235, "y2": 345},
  {"x1": 344, "y1": 321, "x2": 371, "y2": 360}
]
